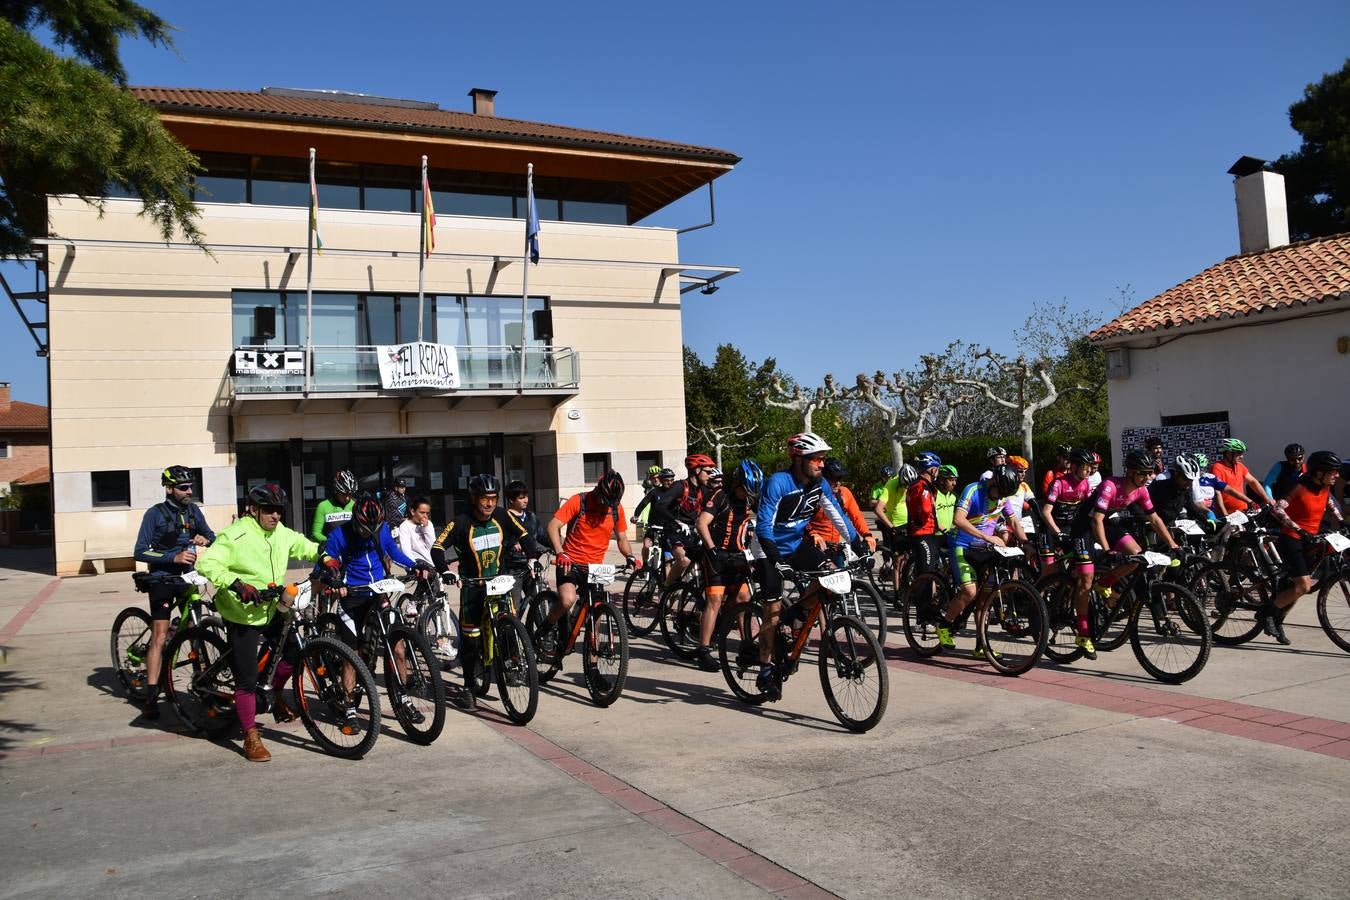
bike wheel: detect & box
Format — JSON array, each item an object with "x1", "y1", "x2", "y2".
[
  {"x1": 718, "y1": 601, "x2": 770, "y2": 704},
  {"x1": 1129, "y1": 584, "x2": 1212, "y2": 684},
  {"x1": 163, "y1": 627, "x2": 236, "y2": 737},
  {"x1": 659, "y1": 584, "x2": 703, "y2": 661},
  {"x1": 901, "y1": 573, "x2": 949, "y2": 657},
  {"x1": 819, "y1": 613, "x2": 889, "y2": 732},
  {"x1": 976, "y1": 580, "x2": 1048, "y2": 676},
  {"x1": 841, "y1": 581, "x2": 888, "y2": 648},
  {"x1": 582, "y1": 601, "x2": 629, "y2": 707},
  {"x1": 415, "y1": 599, "x2": 462, "y2": 669},
  {"x1": 1095, "y1": 593, "x2": 1131, "y2": 652},
  {"x1": 526, "y1": 591, "x2": 563, "y2": 683},
  {"x1": 1040, "y1": 575, "x2": 1085, "y2": 663},
  {"x1": 493, "y1": 616, "x2": 540, "y2": 725},
  {"x1": 621, "y1": 569, "x2": 663, "y2": 637},
  {"x1": 384, "y1": 624, "x2": 446, "y2": 744},
  {"x1": 1189, "y1": 561, "x2": 1265, "y2": 645},
  {"x1": 1316, "y1": 573, "x2": 1350, "y2": 653},
  {"x1": 294, "y1": 635, "x2": 381, "y2": 759},
  {"x1": 111, "y1": 607, "x2": 154, "y2": 700}
]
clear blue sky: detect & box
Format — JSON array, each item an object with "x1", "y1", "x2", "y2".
[{"x1": 4, "y1": 0, "x2": 1348, "y2": 404}]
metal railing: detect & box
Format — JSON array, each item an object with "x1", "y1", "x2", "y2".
[{"x1": 231, "y1": 344, "x2": 579, "y2": 395}]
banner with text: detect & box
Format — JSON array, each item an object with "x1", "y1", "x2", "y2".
[{"x1": 377, "y1": 342, "x2": 460, "y2": 390}]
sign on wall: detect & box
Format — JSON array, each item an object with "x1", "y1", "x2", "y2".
[
  {"x1": 233, "y1": 348, "x2": 305, "y2": 374},
  {"x1": 377, "y1": 342, "x2": 460, "y2": 390}
]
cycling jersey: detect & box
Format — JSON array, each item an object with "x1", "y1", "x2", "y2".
[
  {"x1": 702, "y1": 488, "x2": 754, "y2": 552},
  {"x1": 1045, "y1": 474, "x2": 1094, "y2": 529},
  {"x1": 637, "y1": 479, "x2": 702, "y2": 534},
  {"x1": 1147, "y1": 478, "x2": 1208, "y2": 525},
  {"x1": 432, "y1": 508, "x2": 534, "y2": 579},
  {"x1": 873, "y1": 476, "x2": 910, "y2": 527},
  {"x1": 1210, "y1": 460, "x2": 1253, "y2": 510},
  {"x1": 757, "y1": 471, "x2": 854, "y2": 558},
  {"x1": 134, "y1": 497, "x2": 215, "y2": 574},
  {"x1": 1273, "y1": 478, "x2": 1343, "y2": 538},
  {"x1": 1073, "y1": 476, "x2": 1154, "y2": 538},
  {"x1": 311, "y1": 497, "x2": 354, "y2": 543},
  {"x1": 951, "y1": 482, "x2": 1020, "y2": 549},
  {"x1": 323, "y1": 521, "x2": 417, "y2": 587},
  {"x1": 554, "y1": 493, "x2": 625, "y2": 565},
  {"x1": 1263, "y1": 460, "x2": 1305, "y2": 501},
  {"x1": 383, "y1": 491, "x2": 409, "y2": 530},
  {"x1": 906, "y1": 478, "x2": 939, "y2": 537},
  {"x1": 1041, "y1": 466, "x2": 1068, "y2": 497},
  {"x1": 807, "y1": 483, "x2": 870, "y2": 544},
  {"x1": 935, "y1": 490, "x2": 956, "y2": 532},
  {"x1": 504, "y1": 507, "x2": 549, "y2": 568},
  {"x1": 197, "y1": 515, "x2": 320, "y2": 626}
]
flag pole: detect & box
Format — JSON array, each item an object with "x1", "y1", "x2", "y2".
[
  {"x1": 305, "y1": 147, "x2": 315, "y2": 394},
  {"x1": 518, "y1": 163, "x2": 533, "y2": 391},
  {"x1": 418, "y1": 155, "x2": 427, "y2": 343}
]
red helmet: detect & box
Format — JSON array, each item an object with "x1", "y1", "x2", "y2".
[
  {"x1": 593, "y1": 469, "x2": 625, "y2": 507},
  {"x1": 351, "y1": 494, "x2": 384, "y2": 539},
  {"x1": 685, "y1": 453, "x2": 715, "y2": 471}
]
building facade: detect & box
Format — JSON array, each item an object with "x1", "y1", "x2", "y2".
[{"x1": 39, "y1": 87, "x2": 739, "y2": 575}]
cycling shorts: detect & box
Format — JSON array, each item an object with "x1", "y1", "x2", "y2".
[
  {"x1": 759, "y1": 543, "x2": 828, "y2": 603},
  {"x1": 146, "y1": 581, "x2": 191, "y2": 621},
  {"x1": 702, "y1": 550, "x2": 751, "y2": 588},
  {"x1": 225, "y1": 616, "x2": 298, "y2": 694},
  {"x1": 336, "y1": 588, "x2": 377, "y2": 642},
  {"x1": 911, "y1": 535, "x2": 941, "y2": 576},
  {"x1": 888, "y1": 529, "x2": 912, "y2": 556},
  {"x1": 1276, "y1": 534, "x2": 1320, "y2": 579},
  {"x1": 948, "y1": 544, "x2": 993, "y2": 588}
]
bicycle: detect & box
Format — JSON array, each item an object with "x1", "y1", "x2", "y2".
[
  {"x1": 111, "y1": 570, "x2": 223, "y2": 701},
  {"x1": 659, "y1": 550, "x2": 759, "y2": 663},
  {"x1": 719, "y1": 562, "x2": 889, "y2": 732},
  {"x1": 621, "y1": 523, "x2": 670, "y2": 637},
  {"x1": 411, "y1": 571, "x2": 463, "y2": 669},
  {"x1": 527, "y1": 563, "x2": 630, "y2": 707},
  {"x1": 458, "y1": 573, "x2": 539, "y2": 725},
  {"x1": 163, "y1": 581, "x2": 381, "y2": 758}
]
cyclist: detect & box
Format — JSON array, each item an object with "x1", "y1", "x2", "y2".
[
  {"x1": 937, "y1": 465, "x2": 1028, "y2": 657},
  {"x1": 1210, "y1": 438, "x2": 1273, "y2": 513},
  {"x1": 634, "y1": 464, "x2": 664, "y2": 537},
  {"x1": 635, "y1": 453, "x2": 713, "y2": 588},
  {"x1": 1041, "y1": 448, "x2": 1096, "y2": 575},
  {"x1": 632, "y1": 468, "x2": 675, "y2": 565},
  {"x1": 196, "y1": 483, "x2": 322, "y2": 762},
  {"x1": 383, "y1": 477, "x2": 409, "y2": 530},
  {"x1": 1070, "y1": 449, "x2": 1180, "y2": 660},
  {"x1": 132, "y1": 465, "x2": 216, "y2": 720},
  {"x1": 1147, "y1": 455, "x2": 1215, "y2": 528},
  {"x1": 504, "y1": 480, "x2": 549, "y2": 567},
  {"x1": 756, "y1": 433, "x2": 861, "y2": 698},
  {"x1": 311, "y1": 469, "x2": 357, "y2": 543},
  {"x1": 431, "y1": 475, "x2": 539, "y2": 709},
  {"x1": 1187, "y1": 452, "x2": 1252, "y2": 522},
  {"x1": 1265, "y1": 451, "x2": 1344, "y2": 644},
  {"x1": 873, "y1": 463, "x2": 919, "y2": 595},
  {"x1": 807, "y1": 458, "x2": 875, "y2": 549},
  {"x1": 395, "y1": 496, "x2": 436, "y2": 566},
  {"x1": 980, "y1": 446, "x2": 1008, "y2": 481},
  {"x1": 1263, "y1": 444, "x2": 1306, "y2": 502},
  {"x1": 935, "y1": 465, "x2": 959, "y2": 534},
  {"x1": 1041, "y1": 445, "x2": 1072, "y2": 496},
  {"x1": 539, "y1": 469, "x2": 639, "y2": 660},
  {"x1": 1087, "y1": 452, "x2": 1103, "y2": 490},
  {"x1": 694, "y1": 460, "x2": 764, "y2": 671},
  {"x1": 906, "y1": 452, "x2": 945, "y2": 577}
]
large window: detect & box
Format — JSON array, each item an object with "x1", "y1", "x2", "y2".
[
  {"x1": 91, "y1": 470, "x2": 130, "y2": 508},
  {"x1": 583, "y1": 453, "x2": 611, "y2": 484}
]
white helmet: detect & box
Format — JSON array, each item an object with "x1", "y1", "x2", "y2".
[
  {"x1": 705, "y1": 467, "x2": 723, "y2": 479},
  {"x1": 787, "y1": 432, "x2": 831, "y2": 457},
  {"x1": 1172, "y1": 454, "x2": 1200, "y2": 480},
  {"x1": 899, "y1": 463, "x2": 920, "y2": 486}
]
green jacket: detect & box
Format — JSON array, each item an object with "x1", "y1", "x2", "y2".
[
  {"x1": 197, "y1": 515, "x2": 320, "y2": 625},
  {"x1": 311, "y1": 497, "x2": 354, "y2": 543}
]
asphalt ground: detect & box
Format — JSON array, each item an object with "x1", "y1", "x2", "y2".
[{"x1": 2, "y1": 554, "x2": 1349, "y2": 899}]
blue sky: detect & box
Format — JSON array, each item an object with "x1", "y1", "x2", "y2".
[{"x1": 3, "y1": 0, "x2": 1348, "y2": 403}]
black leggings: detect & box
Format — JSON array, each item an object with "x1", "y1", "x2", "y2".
[{"x1": 225, "y1": 617, "x2": 298, "y2": 693}]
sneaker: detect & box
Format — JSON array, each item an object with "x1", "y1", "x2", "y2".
[
  {"x1": 695, "y1": 646, "x2": 720, "y2": 672},
  {"x1": 139, "y1": 696, "x2": 160, "y2": 721},
  {"x1": 755, "y1": 664, "x2": 781, "y2": 700},
  {"x1": 1092, "y1": 584, "x2": 1113, "y2": 600},
  {"x1": 453, "y1": 686, "x2": 477, "y2": 711},
  {"x1": 1262, "y1": 610, "x2": 1291, "y2": 645},
  {"x1": 341, "y1": 707, "x2": 363, "y2": 736},
  {"x1": 400, "y1": 699, "x2": 426, "y2": 724},
  {"x1": 935, "y1": 625, "x2": 957, "y2": 651},
  {"x1": 1076, "y1": 636, "x2": 1098, "y2": 660},
  {"x1": 972, "y1": 646, "x2": 1002, "y2": 661}
]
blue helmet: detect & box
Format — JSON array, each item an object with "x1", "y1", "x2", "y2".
[
  {"x1": 732, "y1": 459, "x2": 765, "y2": 498},
  {"x1": 914, "y1": 451, "x2": 942, "y2": 472}
]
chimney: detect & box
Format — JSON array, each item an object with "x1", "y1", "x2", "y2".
[
  {"x1": 468, "y1": 88, "x2": 497, "y2": 117},
  {"x1": 0, "y1": 382, "x2": 10, "y2": 413},
  {"x1": 1228, "y1": 156, "x2": 1290, "y2": 254}
]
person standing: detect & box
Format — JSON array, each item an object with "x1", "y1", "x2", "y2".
[
  {"x1": 383, "y1": 477, "x2": 410, "y2": 530},
  {"x1": 396, "y1": 496, "x2": 436, "y2": 565},
  {"x1": 311, "y1": 470, "x2": 357, "y2": 543}
]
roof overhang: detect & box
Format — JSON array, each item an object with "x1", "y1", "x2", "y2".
[{"x1": 1091, "y1": 290, "x2": 1350, "y2": 347}]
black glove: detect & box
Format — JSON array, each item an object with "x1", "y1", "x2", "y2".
[
  {"x1": 411, "y1": 560, "x2": 434, "y2": 577},
  {"x1": 850, "y1": 536, "x2": 868, "y2": 557},
  {"x1": 441, "y1": 570, "x2": 460, "y2": 586},
  {"x1": 231, "y1": 580, "x2": 261, "y2": 605}
]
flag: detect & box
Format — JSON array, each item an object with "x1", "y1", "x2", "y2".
[
  {"x1": 525, "y1": 169, "x2": 540, "y2": 264},
  {"x1": 309, "y1": 156, "x2": 324, "y2": 254},
  {"x1": 422, "y1": 170, "x2": 436, "y2": 257}
]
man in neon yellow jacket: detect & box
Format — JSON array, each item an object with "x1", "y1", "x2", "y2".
[{"x1": 197, "y1": 482, "x2": 322, "y2": 762}]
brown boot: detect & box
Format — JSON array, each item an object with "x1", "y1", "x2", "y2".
[
  {"x1": 272, "y1": 694, "x2": 299, "y2": 724},
  {"x1": 242, "y1": 726, "x2": 271, "y2": 762}
]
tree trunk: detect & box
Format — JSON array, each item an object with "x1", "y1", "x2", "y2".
[
  {"x1": 803, "y1": 405, "x2": 814, "y2": 432},
  {"x1": 1021, "y1": 413, "x2": 1035, "y2": 475},
  {"x1": 891, "y1": 437, "x2": 905, "y2": 469}
]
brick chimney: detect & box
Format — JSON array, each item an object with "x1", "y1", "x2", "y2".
[
  {"x1": 468, "y1": 88, "x2": 497, "y2": 116},
  {"x1": 1228, "y1": 156, "x2": 1290, "y2": 254},
  {"x1": 0, "y1": 382, "x2": 10, "y2": 413}
]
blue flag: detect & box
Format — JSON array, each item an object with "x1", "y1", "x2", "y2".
[{"x1": 526, "y1": 171, "x2": 540, "y2": 264}]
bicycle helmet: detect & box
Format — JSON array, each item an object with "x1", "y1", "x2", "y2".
[
  {"x1": 1284, "y1": 443, "x2": 1305, "y2": 459},
  {"x1": 468, "y1": 474, "x2": 500, "y2": 497},
  {"x1": 161, "y1": 465, "x2": 193, "y2": 487},
  {"x1": 505, "y1": 479, "x2": 528, "y2": 497},
  {"x1": 1192, "y1": 452, "x2": 1209, "y2": 468},
  {"x1": 1219, "y1": 438, "x2": 1247, "y2": 454},
  {"x1": 914, "y1": 451, "x2": 942, "y2": 472},
  {"x1": 937, "y1": 464, "x2": 959, "y2": 479},
  {"x1": 1056, "y1": 444, "x2": 1072, "y2": 457},
  {"x1": 898, "y1": 463, "x2": 920, "y2": 486},
  {"x1": 659, "y1": 467, "x2": 676, "y2": 480},
  {"x1": 332, "y1": 469, "x2": 358, "y2": 495},
  {"x1": 787, "y1": 432, "x2": 831, "y2": 457},
  {"x1": 1007, "y1": 455, "x2": 1029, "y2": 471},
  {"x1": 685, "y1": 453, "x2": 715, "y2": 471},
  {"x1": 593, "y1": 469, "x2": 625, "y2": 507},
  {"x1": 351, "y1": 493, "x2": 384, "y2": 539},
  {"x1": 734, "y1": 460, "x2": 764, "y2": 497},
  {"x1": 247, "y1": 482, "x2": 288, "y2": 508},
  {"x1": 822, "y1": 457, "x2": 847, "y2": 480},
  {"x1": 1069, "y1": 448, "x2": 1095, "y2": 466},
  {"x1": 1308, "y1": 450, "x2": 1343, "y2": 472},
  {"x1": 1172, "y1": 454, "x2": 1201, "y2": 480},
  {"x1": 880, "y1": 464, "x2": 896, "y2": 479},
  {"x1": 705, "y1": 467, "x2": 724, "y2": 482},
  {"x1": 986, "y1": 446, "x2": 1007, "y2": 460},
  {"x1": 647, "y1": 464, "x2": 663, "y2": 477},
  {"x1": 991, "y1": 464, "x2": 1020, "y2": 495},
  {"x1": 1090, "y1": 452, "x2": 1102, "y2": 465},
  {"x1": 1123, "y1": 449, "x2": 1154, "y2": 473}
]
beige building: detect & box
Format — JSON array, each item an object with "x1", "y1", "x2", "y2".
[{"x1": 35, "y1": 87, "x2": 739, "y2": 575}]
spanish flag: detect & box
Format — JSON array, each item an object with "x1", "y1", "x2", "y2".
[
  {"x1": 309, "y1": 149, "x2": 324, "y2": 254},
  {"x1": 422, "y1": 169, "x2": 436, "y2": 257}
]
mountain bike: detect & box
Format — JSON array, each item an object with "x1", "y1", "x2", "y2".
[
  {"x1": 527, "y1": 563, "x2": 630, "y2": 707},
  {"x1": 622, "y1": 524, "x2": 670, "y2": 637},
  {"x1": 659, "y1": 550, "x2": 759, "y2": 663},
  {"x1": 411, "y1": 571, "x2": 462, "y2": 669},
  {"x1": 458, "y1": 573, "x2": 539, "y2": 725},
  {"x1": 111, "y1": 570, "x2": 222, "y2": 701},
  {"x1": 765, "y1": 545, "x2": 888, "y2": 648},
  {"x1": 163, "y1": 582, "x2": 381, "y2": 758}
]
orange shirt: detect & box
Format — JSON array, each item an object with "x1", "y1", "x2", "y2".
[
  {"x1": 554, "y1": 493, "x2": 626, "y2": 565},
  {"x1": 1211, "y1": 460, "x2": 1251, "y2": 511},
  {"x1": 1278, "y1": 482, "x2": 1333, "y2": 538},
  {"x1": 807, "y1": 484, "x2": 869, "y2": 544}
]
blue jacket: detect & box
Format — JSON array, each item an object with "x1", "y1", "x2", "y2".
[
  {"x1": 133, "y1": 499, "x2": 215, "y2": 573},
  {"x1": 321, "y1": 522, "x2": 417, "y2": 587},
  {"x1": 757, "y1": 471, "x2": 854, "y2": 558}
]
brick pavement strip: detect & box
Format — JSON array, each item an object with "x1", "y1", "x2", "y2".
[{"x1": 0, "y1": 577, "x2": 61, "y2": 644}]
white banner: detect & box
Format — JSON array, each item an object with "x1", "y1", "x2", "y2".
[
  {"x1": 234, "y1": 348, "x2": 305, "y2": 374},
  {"x1": 377, "y1": 342, "x2": 460, "y2": 390}
]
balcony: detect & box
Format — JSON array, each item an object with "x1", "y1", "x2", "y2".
[{"x1": 229, "y1": 344, "x2": 579, "y2": 410}]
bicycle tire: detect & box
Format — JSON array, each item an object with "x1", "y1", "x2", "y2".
[
  {"x1": 526, "y1": 591, "x2": 563, "y2": 683},
  {"x1": 976, "y1": 579, "x2": 1048, "y2": 676},
  {"x1": 718, "y1": 601, "x2": 770, "y2": 704},
  {"x1": 846, "y1": 580, "x2": 888, "y2": 647},
  {"x1": 415, "y1": 598, "x2": 462, "y2": 669},
  {"x1": 385, "y1": 624, "x2": 446, "y2": 744},
  {"x1": 1095, "y1": 593, "x2": 1131, "y2": 652},
  {"x1": 111, "y1": 606, "x2": 154, "y2": 700},
  {"x1": 818, "y1": 613, "x2": 889, "y2": 732},
  {"x1": 1040, "y1": 574, "x2": 1085, "y2": 663},
  {"x1": 493, "y1": 616, "x2": 540, "y2": 725},
  {"x1": 1316, "y1": 572, "x2": 1350, "y2": 654},
  {"x1": 1129, "y1": 583, "x2": 1212, "y2": 684},
  {"x1": 901, "y1": 573, "x2": 949, "y2": 657},
  {"x1": 294, "y1": 635, "x2": 381, "y2": 759},
  {"x1": 163, "y1": 626, "x2": 235, "y2": 738},
  {"x1": 1189, "y1": 561, "x2": 1265, "y2": 645},
  {"x1": 659, "y1": 584, "x2": 703, "y2": 661},
  {"x1": 621, "y1": 569, "x2": 662, "y2": 637},
  {"x1": 582, "y1": 601, "x2": 629, "y2": 707}
]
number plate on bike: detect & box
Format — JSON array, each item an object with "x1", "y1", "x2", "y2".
[
  {"x1": 1175, "y1": 519, "x2": 1204, "y2": 536},
  {"x1": 992, "y1": 545, "x2": 1024, "y2": 558},
  {"x1": 1142, "y1": 551, "x2": 1173, "y2": 568},
  {"x1": 817, "y1": 570, "x2": 852, "y2": 594},
  {"x1": 1325, "y1": 532, "x2": 1350, "y2": 553},
  {"x1": 292, "y1": 581, "x2": 312, "y2": 611},
  {"x1": 1226, "y1": 511, "x2": 1249, "y2": 526},
  {"x1": 587, "y1": 564, "x2": 617, "y2": 585},
  {"x1": 1020, "y1": 515, "x2": 1036, "y2": 533},
  {"x1": 369, "y1": 578, "x2": 407, "y2": 595},
  {"x1": 486, "y1": 574, "x2": 516, "y2": 596},
  {"x1": 180, "y1": 570, "x2": 209, "y2": 587}
]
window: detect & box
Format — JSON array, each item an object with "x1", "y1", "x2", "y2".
[
  {"x1": 362, "y1": 164, "x2": 414, "y2": 212},
  {"x1": 1161, "y1": 412, "x2": 1229, "y2": 427},
  {"x1": 193, "y1": 153, "x2": 248, "y2": 204},
  {"x1": 91, "y1": 471, "x2": 131, "y2": 508},
  {"x1": 562, "y1": 199, "x2": 628, "y2": 225},
  {"x1": 636, "y1": 450, "x2": 662, "y2": 480},
  {"x1": 583, "y1": 453, "x2": 611, "y2": 484},
  {"x1": 0, "y1": 441, "x2": 9, "y2": 458},
  {"x1": 250, "y1": 156, "x2": 309, "y2": 206},
  {"x1": 316, "y1": 160, "x2": 361, "y2": 210}
]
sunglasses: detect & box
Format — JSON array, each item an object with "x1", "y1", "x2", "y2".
[{"x1": 172, "y1": 484, "x2": 194, "y2": 491}]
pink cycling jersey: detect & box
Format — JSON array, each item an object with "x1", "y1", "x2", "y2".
[
  {"x1": 1047, "y1": 475, "x2": 1095, "y2": 506},
  {"x1": 1092, "y1": 476, "x2": 1154, "y2": 515}
]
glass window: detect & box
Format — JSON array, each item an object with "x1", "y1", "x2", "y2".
[
  {"x1": 436, "y1": 191, "x2": 513, "y2": 218},
  {"x1": 251, "y1": 157, "x2": 309, "y2": 207},
  {"x1": 91, "y1": 470, "x2": 130, "y2": 507},
  {"x1": 103, "y1": 182, "x2": 139, "y2": 199},
  {"x1": 583, "y1": 453, "x2": 611, "y2": 484},
  {"x1": 362, "y1": 295, "x2": 397, "y2": 346},
  {"x1": 0, "y1": 441, "x2": 9, "y2": 459},
  {"x1": 516, "y1": 196, "x2": 560, "y2": 220},
  {"x1": 399, "y1": 295, "x2": 435, "y2": 343},
  {"x1": 193, "y1": 153, "x2": 249, "y2": 204},
  {"x1": 636, "y1": 451, "x2": 662, "y2": 480},
  {"x1": 435, "y1": 296, "x2": 468, "y2": 346},
  {"x1": 363, "y1": 164, "x2": 414, "y2": 211},
  {"x1": 232, "y1": 292, "x2": 284, "y2": 346},
  {"x1": 563, "y1": 199, "x2": 628, "y2": 225},
  {"x1": 316, "y1": 160, "x2": 360, "y2": 210}
]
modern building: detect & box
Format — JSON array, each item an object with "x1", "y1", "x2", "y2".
[
  {"x1": 1092, "y1": 157, "x2": 1349, "y2": 470},
  {"x1": 26, "y1": 86, "x2": 739, "y2": 575}
]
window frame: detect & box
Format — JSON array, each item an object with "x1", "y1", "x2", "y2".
[
  {"x1": 582, "y1": 453, "x2": 612, "y2": 485},
  {"x1": 91, "y1": 470, "x2": 131, "y2": 508}
]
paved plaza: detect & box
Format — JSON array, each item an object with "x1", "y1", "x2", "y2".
[{"x1": 2, "y1": 551, "x2": 1349, "y2": 899}]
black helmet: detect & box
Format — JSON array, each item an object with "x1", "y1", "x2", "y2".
[
  {"x1": 659, "y1": 467, "x2": 675, "y2": 479},
  {"x1": 986, "y1": 446, "x2": 1007, "y2": 460},
  {"x1": 247, "y1": 483, "x2": 288, "y2": 508},
  {"x1": 351, "y1": 493, "x2": 384, "y2": 539},
  {"x1": 1307, "y1": 450, "x2": 1342, "y2": 472},
  {"x1": 161, "y1": 465, "x2": 193, "y2": 487},
  {"x1": 593, "y1": 469, "x2": 625, "y2": 507},
  {"x1": 505, "y1": 479, "x2": 528, "y2": 498},
  {"x1": 880, "y1": 464, "x2": 896, "y2": 479},
  {"x1": 468, "y1": 474, "x2": 500, "y2": 497},
  {"x1": 991, "y1": 464, "x2": 1020, "y2": 495},
  {"x1": 1056, "y1": 444, "x2": 1072, "y2": 457},
  {"x1": 822, "y1": 457, "x2": 846, "y2": 480},
  {"x1": 1285, "y1": 443, "x2": 1305, "y2": 459},
  {"x1": 1123, "y1": 449, "x2": 1154, "y2": 472},
  {"x1": 1069, "y1": 448, "x2": 1095, "y2": 466},
  {"x1": 333, "y1": 469, "x2": 358, "y2": 495}
]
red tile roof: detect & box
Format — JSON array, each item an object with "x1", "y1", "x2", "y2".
[
  {"x1": 1091, "y1": 233, "x2": 1350, "y2": 342},
  {"x1": 0, "y1": 400, "x2": 48, "y2": 431},
  {"x1": 131, "y1": 87, "x2": 741, "y2": 165},
  {"x1": 12, "y1": 466, "x2": 49, "y2": 486}
]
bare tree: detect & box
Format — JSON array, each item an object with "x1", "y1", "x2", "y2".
[
  {"x1": 948, "y1": 349, "x2": 1080, "y2": 473},
  {"x1": 851, "y1": 358, "x2": 968, "y2": 468},
  {"x1": 765, "y1": 372, "x2": 848, "y2": 432},
  {"x1": 691, "y1": 423, "x2": 758, "y2": 470}
]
